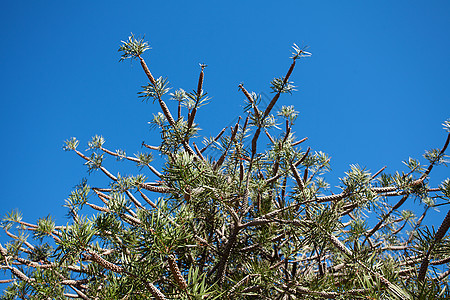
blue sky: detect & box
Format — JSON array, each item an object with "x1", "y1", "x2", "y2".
[{"x1": 1, "y1": 1, "x2": 449, "y2": 231}]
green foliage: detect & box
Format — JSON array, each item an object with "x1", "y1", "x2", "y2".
[
  {"x1": 290, "y1": 43, "x2": 312, "y2": 59},
  {"x1": 139, "y1": 77, "x2": 171, "y2": 103},
  {"x1": 1, "y1": 34, "x2": 450, "y2": 300},
  {"x1": 443, "y1": 119, "x2": 450, "y2": 133},
  {"x1": 270, "y1": 77, "x2": 296, "y2": 94},
  {"x1": 63, "y1": 137, "x2": 79, "y2": 151},
  {"x1": 118, "y1": 33, "x2": 150, "y2": 61}
]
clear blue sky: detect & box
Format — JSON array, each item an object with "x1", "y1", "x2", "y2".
[{"x1": 1, "y1": 1, "x2": 449, "y2": 231}]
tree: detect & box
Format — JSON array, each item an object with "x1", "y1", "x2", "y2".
[{"x1": 1, "y1": 34, "x2": 449, "y2": 300}]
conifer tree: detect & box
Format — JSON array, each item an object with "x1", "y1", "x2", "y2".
[{"x1": 1, "y1": 34, "x2": 450, "y2": 299}]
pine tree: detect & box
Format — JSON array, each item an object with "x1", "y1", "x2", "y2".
[{"x1": 1, "y1": 34, "x2": 450, "y2": 299}]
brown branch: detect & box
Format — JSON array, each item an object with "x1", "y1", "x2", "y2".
[
  {"x1": 294, "y1": 147, "x2": 310, "y2": 167},
  {"x1": 431, "y1": 256, "x2": 450, "y2": 266},
  {"x1": 214, "y1": 120, "x2": 239, "y2": 170},
  {"x1": 99, "y1": 146, "x2": 139, "y2": 162},
  {"x1": 6, "y1": 226, "x2": 36, "y2": 251},
  {"x1": 238, "y1": 84, "x2": 260, "y2": 117},
  {"x1": 186, "y1": 65, "x2": 205, "y2": 132},
  {"x1": 363, "y1": 194, "x2": 410, "y2": 245},
  {"x1": 437, "y1": 269, "x2": 450, "y2": 282},
  {"x1": 138, "y1": 190, "x2": 158, "y2": 209},
  {"x1": 16, "y1": 257, "x2": 53, "y2": 269},
  {"x1": 125, "y1": 190, "x2": 144, "y2": 209},
  {"x1": 262, "y1": 59, "x2": 296, "y2": 121},
  {"x1": 69, "y1": 285, "x2": 90, "y2": 300},
  {"x1": 414, "y1": 132, "x2": 450, "y2": 186},
  {"x1": 142, "y1": 142, "x2": 160, "y2": 151},
  {"x1": 101, "y1": 146, "x2": 162, "y2": 178},
  {"x1": 84, "y1": 250, "x2": 123, "y2": 273},
  {"x1": 290, "y1": 163, "x2": 305, "y2": 191},
  {"x1": 213, "y1": 226, "x2": 240, "y2": 284},
  {"x1": 74, "y1": 149, "x2": 118, "y2": 181},
  {"x1": 264, "y1": 129, "x2": 275, "y2": 145},
  {"x1": 250, "y1": 59, "x2": 298, "y2": 157},
  {"x1": 292, "y1": 137, "x2": 308, "y2": 147},
  {"x1": 144, "y1": 281, "x2": 167, "y2": 300},
  {"x1": 200, "y1": 127, "x2": 227, "y2": 153},
  {"x1": 291, "y1": 285, "x2": 367, "y2": 299},
  {"x1": 85, "y1": 203, "x2": 109, "y2": 213},
  {"x1": 407, "y1": 207, "x2": 428, "y2": 244},
  {"x1": 192, "y1": 142, "x2": 206, "y2": 162},
  {"x1": 167, "y1": 255, "x2": 187, "y2": 290},
  {"x1": 418, "y1": 208, "x2": 450, "y2": 282},
  {"x1": 371, "y1": 165, "x2": 387, "y2": 180},
  {"x1": 140, "y1": 183, "x2": 172, "y2": 193},
  {"x1": 8, "y1": 265, "x2": 34, "y2": 283},
  {"x1": 139, "y1": 56, "x2": 176, "y2": 128}
]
